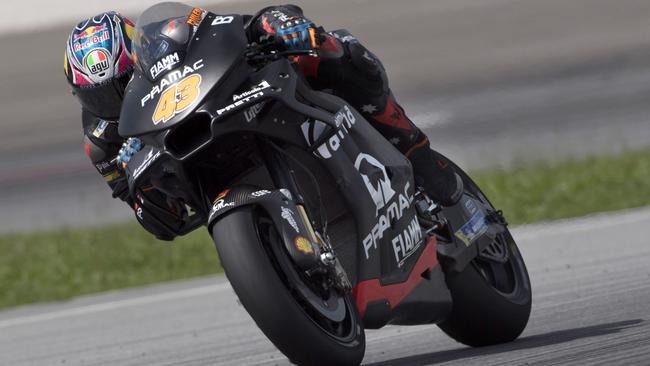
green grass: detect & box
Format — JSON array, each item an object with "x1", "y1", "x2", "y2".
[
  {"x1": 0, "y1": 226, "x2": 219, "y2": 309},
  {"x1": 1, "y1": 148, "x2": 649, "y2": 309},
  {"x1": 472, "y1": 149, "x2": 650, "y2": 225}
]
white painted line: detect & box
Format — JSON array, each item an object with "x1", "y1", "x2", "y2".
[
  {"x1": 0, "y1": 283, "x2": 230, "y2": 329},
  {"x1": 512, "y1": 206, "x2": 650, "y2": 241}
]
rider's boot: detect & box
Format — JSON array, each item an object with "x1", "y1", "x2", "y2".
[{"x1": 406, "y1": 138, "x2": 464, "y2": 207}]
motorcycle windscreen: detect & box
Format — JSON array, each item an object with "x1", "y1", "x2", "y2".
[{"x1": 119, "y1": 8, "x2": 247, "y2": 137}]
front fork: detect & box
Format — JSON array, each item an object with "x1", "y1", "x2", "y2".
[{"x1": 259, "y1": 138, "x2": 352, "y2": 292}]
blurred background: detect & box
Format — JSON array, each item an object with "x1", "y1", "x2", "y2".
[
  {"x1": 2, "y1": 0, "x2": 650, "y2": 233},
  {"x1": 1, "y1": 3, "x2": 650, "y2": 365}
]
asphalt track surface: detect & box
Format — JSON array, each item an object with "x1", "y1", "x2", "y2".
[
  {"x1": 1, "y1": 208, "x2": 649, "y2": 365},
  {"x1": 1, "y1": 0, "x2": 650, "y2": 232}
]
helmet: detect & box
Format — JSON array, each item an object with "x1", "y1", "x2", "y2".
[{"x1": 64, "y1": 12, "x2": 135, "y2": 120}]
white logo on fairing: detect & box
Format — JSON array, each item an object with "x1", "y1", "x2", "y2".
[
  {"x1": 132, "y1": 149, "x2": 161, "y2": 180},
  {"x1": 141, "y1": 59, "x2": 204, "y2": 106},
  {"x1": 149, "y1": 52, "x2": 180, "y2": 79},
  {"x1": 233, "y1": 81, "x2": 270, "y2": 101},
  {"x1": 392, "y1": 216, "x2": 423, "y2": 267},
  {"x1": 354, "y1": 153, "x2": 396, "y2": 216},
  {"x1": 212, "y1": 16, "x2": 234, "y2": 25},
  {"x1": 314, "y1": 105, "x2": 356, "y2": 159},
  {"x1": 362, "y1": 181, "x2": 415, "y2": 260},
  {"x1": 216, "y1": 81, "x2": 271, "y2": 116},
  {"x1": 251, "y1": 189, "x2": 271, "y2": 197},
  {"x1": 211, "y1": 199, "x2": 234, "y2": 215},
  {"x1": 281, "y1": 207, "x2": 299, "y2": 233}
]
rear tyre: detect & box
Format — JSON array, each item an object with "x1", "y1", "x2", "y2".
[
  {"x1": 212, "y1": 207, "x2": 365, "y2": 366},
  {"x1": 438, "y1": 160, "x2": 532, "y2": 347}
]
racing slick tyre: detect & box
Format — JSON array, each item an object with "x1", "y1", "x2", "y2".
[
  {"x1": 211, "y1": 207, "x2": 365, "y2": 366},
  {"x1": 437, "y1": 157, "x2": 532, "y2": 347}
]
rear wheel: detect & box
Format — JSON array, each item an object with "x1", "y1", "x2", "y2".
[
  {"x1": 212, "y1": 207, "x2": 365, "y2": 365},
  {"x1": 438, "y1": 161, "x2": 532, "y2": 347}
]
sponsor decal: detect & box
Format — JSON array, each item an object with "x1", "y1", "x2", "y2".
[
  {"x1": 132, "y1": 148, "x2": 161, "y2": 180},
  {"x1": 149, "y1": 52, "x2": 180, "y2": 80},
  {"x1": 355, "y1": 153, "x2": 396, "y2": 216},
  {"x1": 281, "y1": 207, "x2": 299, "y2": 233},
  {"x1": 187, "y1": 8, "x2": 206, "y2": 26},
  {"x1": 454, "y1": 207, "x2": 488, "y2": 246},
  {"x1": 211, "y1": 15, "x2": 234, "y2": 26},
  {"x1": 244, "y1": 102, "x2": 266, "y2": 122},
  {"x1": 74, "y1": 25, "x2": 107, "y2": 41},
  {"x1": 362, "y1": 181, "x2": 415, "y2": 260},
  {"x1": 315, "y1": 105, "x2": 356, "y2": 159},
  {"x1": 141, "y1": 59, "x2": 204, "y2": 106},
  {"x1": 92, "y1": 119, "x2": 109, "y2": 138},
  {"x1": 251, "y1": 189, "x2": 271, "y2": 197},
  {"x1": 210, "y1": 199, "x2": 235, "y2": 215},
  {"x1": 234, "y1": 81, "x2": 271, "y2": 101},
  {"x1": 392, "y1": 216, "x2": 423, "y2": 267},
  {"x1": 294, "y1": 236, "x2": 313, "y2": 255},
  {"x1": 216, "y1": 81, "x2": 271, "y2": 116},
  {"x1": 209, "y1": 190, "x2": 234, "y2": 217},
  {"x1": 84, "y1": 49, "x2": 110, "y2": 75},
  {"x1": 73, "y1": 26, "x2": 110, "y2": 52}
]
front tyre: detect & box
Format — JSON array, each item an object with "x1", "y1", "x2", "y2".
[
  {"x1": 211, "y1": 207, "x2": 365, "y2": 366},
  {"x1": 438, "y1": 161, "x2": 532, "y2": 347}
]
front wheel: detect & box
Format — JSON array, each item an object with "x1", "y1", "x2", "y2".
[
  {"x1": 438, "y1": 159, "x2": 532, "y2": 347},
  {"x1": 211, "y1": 207, "x2": 365, "y2": 366}
]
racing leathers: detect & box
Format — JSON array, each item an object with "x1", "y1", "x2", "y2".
[
  {"x1": 82, "y1": 4, "x2": 461, "y2": 241},
  {"x1": 83, "y1": 110, "x2": 183, "y2": 240}
]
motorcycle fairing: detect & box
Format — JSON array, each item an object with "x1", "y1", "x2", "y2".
[
  {"x1": 195, "y1": 58, "x2": 452, "y2": 326},
  {"x1": 119, "y1": 13, "x2": 248, "y2": 137},
  {"x1": 117, "y1": 18, "x2": 453, "y2": 326},
  {"x1": 206, "y1": 185, "x2": 323, "y2": 272}
]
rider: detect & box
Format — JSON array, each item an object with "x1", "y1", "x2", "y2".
[{"x1": 64, "y1": 5, "x2": 463, "y2": 240}]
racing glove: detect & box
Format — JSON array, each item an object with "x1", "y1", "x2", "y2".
[
  {"x1": 116, "y1": 137, "x2": 143, "y2": 170},
  {"x1": 258, "y1": 6, "x2": 320, "y2": 51}
]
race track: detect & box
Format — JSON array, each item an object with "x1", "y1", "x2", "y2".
[
  {"x1": 1, "y1": 0, "x2": 650, "y2": 232},
  {"x1": 1, "y1": 208, "x2": 649, "y2": 366}
]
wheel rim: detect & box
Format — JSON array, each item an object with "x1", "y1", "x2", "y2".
[{"x1": 256, "y1": 214, "x2": 361, "y2": 345}]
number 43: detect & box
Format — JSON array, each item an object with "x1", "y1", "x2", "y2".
[{"x1": 153, "y1": 74, "x2": 202, "y2": 125}]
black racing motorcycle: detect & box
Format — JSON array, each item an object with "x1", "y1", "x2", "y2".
[{"x1": 119, "y1": 4, "x2": 531, "y2": 365}]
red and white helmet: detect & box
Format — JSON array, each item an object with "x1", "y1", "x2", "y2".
[{"x1": 64, "y1": 12, "x2": 135, "y2": 119}]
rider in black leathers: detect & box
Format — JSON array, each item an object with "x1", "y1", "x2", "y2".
[{"x1": 65, "y1": 5, "x2": 462, "y2": 241}]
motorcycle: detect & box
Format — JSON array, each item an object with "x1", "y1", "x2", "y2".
[{"x1": 119, "y1": 4, "x2": 532, "y2": 365}]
